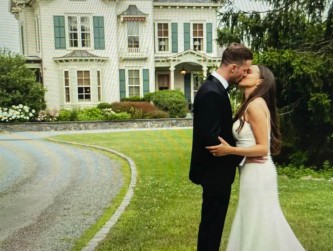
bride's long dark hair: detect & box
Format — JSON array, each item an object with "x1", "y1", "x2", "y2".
[{"x1": 233, "y1": 65, "x2": 282, "y2": 155}]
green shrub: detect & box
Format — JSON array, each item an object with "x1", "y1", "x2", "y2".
[
  {"x1": 150, "y1": 90, "x2": 187, "y2": 118},
  {"x1": 111, "y1": 101, "x2": 169, "y2": 119},
  {"x1": 97, "y1": 102, "x2": 112, "y2": 110},
  {"x1": 76, "y1": 107, "x2": 104, "y2": 121},
  {"x1": 121, "y1": 96, "x2": 144, "y2": 102},
  {"x1": 105, "y1": 112, "x2": 131, "y2": 120},
  {"x1": 143, "y1": 92, "x2": 154, "y2": 102},
  {"x1": 58, "y1": 109, "x2": 79, "y2": 121}
]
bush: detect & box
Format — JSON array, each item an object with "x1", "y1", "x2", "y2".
[
  {"x1": 76, "y1": 107, "x2": 105, "y2": 121},
  {"x1": 0, "y1": 48, "x2": 46, "y2": 113},
  {"x1": 36, "y1": 109, "x2": 59, "y2": 122},
  {"x1": 97, "y1": 102, "x2": 112, "y2": 110},
  {"x1": 0, "y1": 104, "x2": 36, "y2": 122},
  {"x1": 111, "y1": 101, "x2": 169, "y2": 119},
  {"x1": 58, "y1": 109, "x2": 79, "y2": 121},
  {"x1": 150, "y1": 90, "x2": 188, "y2": 118},
  {"x1": 121, "y1": 96, "x2": 144, "y2": 102}
]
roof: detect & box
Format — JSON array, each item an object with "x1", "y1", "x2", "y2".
[
  {"x1": 119, "y1": 5, "x2": 147, "y2": 16},
  {"x1": 53, "y1": 50, "x2": 108, "y2": 63}
]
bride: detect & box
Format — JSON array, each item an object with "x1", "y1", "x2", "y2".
[{"x1": 206, "y1": 65, "x2": 305, "y2": 251}]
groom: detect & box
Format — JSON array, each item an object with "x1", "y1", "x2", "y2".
[{"x1": 189, "y1": 43, "x2": 253, "y2": 251}]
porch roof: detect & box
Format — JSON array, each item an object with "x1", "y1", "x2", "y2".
[
  {"x1": 155, "y1": 49, "x2": 220, "y2": 67},
  {"x1": 53, "y1": 50, "x2": 108, "y2": 63}
]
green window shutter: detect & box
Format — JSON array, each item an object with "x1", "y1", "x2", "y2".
[
  {"x1": 184, "y1": 23, "x2": 190, "y2": 51},
  {"x1": 93, "y1": 16, "x2": 105, "y2": 50},
  {"x1": 143, "y1": 69, "x2": 149, "y2": 95},
  {"x1": 119, "y1": 69, "x2": 126, "y2": 99},
  {"x1": 171, "y1": 23, "x2": 178, "y2": 53},
  {"x1": 206, "y1": 23, "x2": 213, "y2": 53},
  {"x1": 54, "y1": 16, "x2": 66, "y2": 49}
]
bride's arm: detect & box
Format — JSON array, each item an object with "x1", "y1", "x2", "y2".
[{"x1": 206, "y1": 100, "x2": 269, "y2": 157}]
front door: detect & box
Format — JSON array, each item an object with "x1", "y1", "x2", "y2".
[{"x1": 157, "y1": 74, "x2": 170, "y2": 90}]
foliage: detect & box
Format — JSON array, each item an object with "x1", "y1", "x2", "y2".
[
  {"x1": 0, "y1": 104, "x2": 36, "y2": 122},
  {"x1": 76, "y1": 107, "x2": 105, "y2": 121},
  {"x1": 0, "y1": 48, "x2": 46, "y2": 112},
  {"x1": 36, "y1": 109, "x2": 59, "y2": 122},
  {"x1": 111, "y1": 101, "x2": 169, "y2": 119},
  {"x1": 215, "y1": 0, "x2": 333, "y2": 167},
  {"x1": 96, "y1": 102, "x2": 112, "y2": 110},
  {"x1": 121, "y1": 96, "x2": 145, "y2": 102},
  {"x1": 58, "y1": 109, "x2": 79, "y2": 121},
  {"x1": 150, "y1": 90, "x2": 188, "y2": 118}
]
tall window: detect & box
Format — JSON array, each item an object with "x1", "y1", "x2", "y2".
[
  {"x1": 128, "y1": 22, "x2": 139, "y2": 52},
  {"x1": 68, "y1": 16, "x2": 91, "y2": 48},
  {"x1": 20, "y1": 25, "x2": 25, "y2": 54},
  {"x1": 77, "y1": 71, "x2": 91, "y2": 101},
  {"x1": 157, "y1": 23, "x2": 169, "y2": 52},
  {"x1": 64, "y1": 71, "x2": 70, "y2": 102},
  {"x1": 35, "y1": 17, "x2": 41, "y2": 52},
  {"x1": 97, "y1": 71, "x2": 101, "y2": 101},
  {"x1": 193, "y1": 23, "x2": 203, "y2": 51},
  {"x1": 128, "y1": 70, "x2": 140, "y2": 97}
]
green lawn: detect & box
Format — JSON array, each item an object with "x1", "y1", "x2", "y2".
[{"x1": 53, "y1": 129, "x2": 333, "y2": 251}]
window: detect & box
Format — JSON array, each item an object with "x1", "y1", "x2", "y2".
[
  {"x1": 77, "y1": 71, "x2": 91, "y2": 101},
  {"x1": 128, "y1": 22, "x2": 139, "y2": 52},
  {"x1": 35, "y1": 17, "x2": 41, "y2": 52},
  {"x1": 64, "y1": 71, "x2": 70, "y2": 102},
  {"x1": 128, "y1": 70, "x2": 140, "y2": 97},
  {"x1": 97, "y1": 71, "x2": 101, "y2": 101},
  {"x1": 193, "y1": 23, "x2": 203, "y2": 51},
  {"x1": 157, "y1": 23, "x2": 169, "y2": 52},
  {"x1": 193, "y1": 73, "x2": 203, "y2": 97},
  {"x1": 20, "y1": 25, "x2": 25, "y2": 54},
  {"x1": 68, "y1": 16, "x2": 91, "y2": 48}
]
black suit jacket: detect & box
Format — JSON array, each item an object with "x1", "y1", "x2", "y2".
[{"x1": 189, "y1": 75, "x2": 242, "y2": 186}]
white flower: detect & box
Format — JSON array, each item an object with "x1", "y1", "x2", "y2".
[{"x1": 19, "y1": 104, "x2": 23, "y2": 108}]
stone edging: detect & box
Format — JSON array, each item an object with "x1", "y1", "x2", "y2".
[
  {"x1": 0, "y1": 118, "x2": 193, "y2": 132},
  {"x1": 48, "y1": 138, "x2": 137, "y2": 251}
]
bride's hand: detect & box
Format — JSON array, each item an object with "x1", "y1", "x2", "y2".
[{"x1": 205, "y1": 136, "x2": 231, "y2": 157}]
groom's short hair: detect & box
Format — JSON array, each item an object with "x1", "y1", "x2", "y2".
[{"x1": 221, "y1": 43, "x2": 253, "y2": 66}]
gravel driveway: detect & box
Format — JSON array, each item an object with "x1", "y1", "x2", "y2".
[{"x1": 0, "y1": 131, "x2": 123, "y2": 251}]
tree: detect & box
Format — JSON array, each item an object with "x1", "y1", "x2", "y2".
[
  {"x1": 213, "y1": 0, "x2": 333, "y2": 168},
  {"x1": 0, "y1": 48, "x2": 46, "y2": 113}
]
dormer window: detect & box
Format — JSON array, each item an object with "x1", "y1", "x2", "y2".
[{"x1": 128, "y1": 22, "x2": 139, "y2": 52}]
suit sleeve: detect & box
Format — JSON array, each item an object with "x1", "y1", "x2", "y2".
[{"x1": 194, "y1": 91, "x2": 226, "y2": 147}]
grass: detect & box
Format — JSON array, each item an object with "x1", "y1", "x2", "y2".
[{"x1": 53, "y1": 129, "x2": 333, "y2": 251}]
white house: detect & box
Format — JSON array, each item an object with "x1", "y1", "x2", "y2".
[{"x1": 10, "y1": 0, "x2": 222, "y2": 109}]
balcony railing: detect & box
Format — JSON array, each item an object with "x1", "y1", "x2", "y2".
[{"x1": 120, "y1": 47, "x2": 148, "y2": 60}]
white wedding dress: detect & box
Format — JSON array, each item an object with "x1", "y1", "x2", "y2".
[{"x1": 226, "y1": 118, "x2": 305, "y2": 251}]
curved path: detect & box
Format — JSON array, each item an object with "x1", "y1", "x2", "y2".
[{"x1": 0, "y1": 131, "x2": 124, "y2": 251}]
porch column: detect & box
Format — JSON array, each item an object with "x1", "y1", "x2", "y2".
[
  {"x1": 202, "y1": 65, "x2": 208, "y2": 78},
  {"x1": 169, "y1": 66, "x2": 175, "y2": 90}
]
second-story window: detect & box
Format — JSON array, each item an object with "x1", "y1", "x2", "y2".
[
  {"x1": 157, "y1": 23, "x2": 169, "y2": 52},
  {"x1": 68, "y1": 16, "x2": 91, "y2": 48},
  {"x1": 128, "y1": 22, "x2": 139, "y2": 52},
  {"x1": 193, "y1": 23, "x2": 203, "y2": 51}
]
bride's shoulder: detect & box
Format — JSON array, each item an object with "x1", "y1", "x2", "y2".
[{"x1": 245, "y1": 98, "x2": 269, "y2": 119}]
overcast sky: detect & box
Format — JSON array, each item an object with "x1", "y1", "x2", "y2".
[{"x1": 0, "y1": 0, "x2": 270, "y2": 55}]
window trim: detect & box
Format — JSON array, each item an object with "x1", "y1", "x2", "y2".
[
  {"x1": 66, "y1": 15, "x2": 93, "y2": 49},
  {"x1": 192, "y1": 22, "x2": 204, "y2": 52},
  {"x1": 127, "y1": 69, "x2": 141, "y2": 98},
  {"x1": 77, "y1": 70, "x2": 92, "y2": 102},
  {"x1": 156, "y1": 22, "x2": 170, "y2": 53}
]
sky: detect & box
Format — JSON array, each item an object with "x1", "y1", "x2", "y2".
[
  {"x1": 0, "y1": 0, "x2": 20, "y2": 53},
  {"x1": 0, "y1": 0, "x2": 269, "y2": 55}
]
